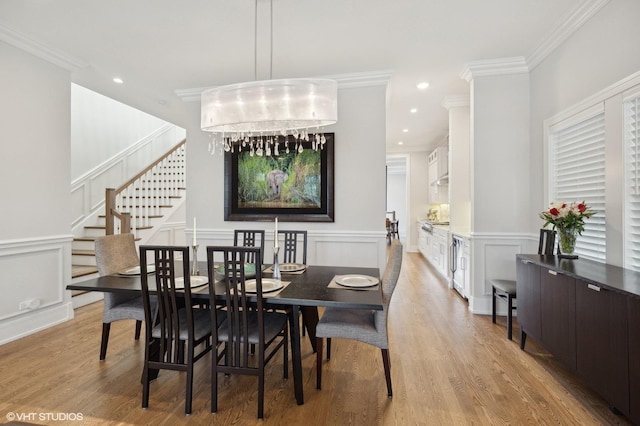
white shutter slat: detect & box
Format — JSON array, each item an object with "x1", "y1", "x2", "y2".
[
  {"x1": 625, "y1": 95, "x2": 640, "y2": 270},
  {"x1": 550, "y1": 110, "x2": 606, "y2": 262}
]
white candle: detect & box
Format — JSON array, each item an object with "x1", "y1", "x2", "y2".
[
  {"x1": 274, "y1": 217, "x2": 278, "y2": 248},
  {"x1": 193, "y1": 217, "x2": 197, "y2": 246}
]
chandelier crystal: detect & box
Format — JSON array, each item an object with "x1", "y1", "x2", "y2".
[{"x1": 199, "y1": 0, "x2": 337, "y2": 157}]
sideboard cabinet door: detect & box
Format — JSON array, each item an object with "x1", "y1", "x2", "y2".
[
  {"x1": 576, "y1": 280, "x2": 629, "y2": 414},
  {"x1": 628, "y1": 297, "x2": 640, "y2": 424},
  {"x1": 516, "y1": 258, "x2": 541, "y2": 343},
  {"x1": 540, "y1": 269, "x2": 576, "y2": 370}
]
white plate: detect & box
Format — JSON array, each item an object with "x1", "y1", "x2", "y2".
[
  {"x1": 244, "y1": 278, "x2": 284, "y2": 293},
  {"x1": 279, "y1": 263, "x2": 306, "y2": 273},
  {"x1": 118, "y1": 264, "x2": 155, "y2": 275},
  {"x1": 335, "y1": 275, "x2": 379, "y2": 288},
  {"x1": 174, "y1": 276, "x2": 208, "y2": 289}
]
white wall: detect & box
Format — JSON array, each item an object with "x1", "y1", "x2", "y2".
[
  {"x1": 407, "y1": 151, "x2": 430, "y2": 251},
  {"x1": 71, "y1": 84, "x2": 171, "y2": 180},
  {"x1": 185, "y1": 84, "x2": 388, "y2": 269},
  {"x1": 529, "y1": 0, "x2": 640, "y2": 264},
  {"x1": 0, "y1": 41, "x2": 73, "y2": 344}
]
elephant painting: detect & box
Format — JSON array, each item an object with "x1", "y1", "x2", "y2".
[{"x1": 266, "y1": 169, "x2": 289, "y2": 197}]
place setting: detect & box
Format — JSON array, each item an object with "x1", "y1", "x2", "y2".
[{"x1": 327, "y1": 274, "x2": 380, "y2": 291}]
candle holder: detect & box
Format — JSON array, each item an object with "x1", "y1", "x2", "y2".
[
  {"x1": 191, "y1": 245, "x2": 200, "y2": 276},
  {"x1": 272, "y1": 246, "x2": 281, "y2": 280}
]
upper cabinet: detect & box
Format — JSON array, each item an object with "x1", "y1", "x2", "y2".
[{"x1": 428, "y1": 146, "x2": 449, "y2": 204}]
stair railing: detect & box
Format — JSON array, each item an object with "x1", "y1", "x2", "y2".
[{"x1": 105, "y1": 139, "x2": 186, "y2": 236}]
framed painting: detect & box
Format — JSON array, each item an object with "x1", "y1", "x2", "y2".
[{"x1": 224, "y1": 133, "x2": 334, "y2": 222}]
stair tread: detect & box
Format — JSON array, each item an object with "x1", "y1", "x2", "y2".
[
  {"x1": 72, "y1": 264, "x2": 98, "y2": 278},
  {"x1": 73, "y1": 249, "x2": 95, "y2": 256}
]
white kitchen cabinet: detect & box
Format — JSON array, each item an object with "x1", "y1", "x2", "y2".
[
  {"x1": 451, "y1": 234, "x2": 470, "y2": 298},
  {"x1": 428, "y1": 146, "x2": 449, "y2": 204}
]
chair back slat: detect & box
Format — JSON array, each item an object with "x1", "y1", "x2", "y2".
[
  {"x1": 279, "y1": 230, "x2": 308, "y2": 264},
  {"x1": 207, "y1": 246, "x2": 265, "y2": 369},
  {"x1": 538, "y1": 229, "x2": 556, "y2": 255},
  {"x1": 233, "y1": 230, "x2": 265, "y2": 265},
  {"x1": 140, "y1": 245, "x2": 194, "y2": 364}
]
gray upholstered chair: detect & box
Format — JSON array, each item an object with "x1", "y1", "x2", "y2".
[
  {"x1": 315, "y1": 239, "x2": 403, "y2": 397},
  {"x1": 94, "y1": 233, "x2": 152, "y2": 360}
]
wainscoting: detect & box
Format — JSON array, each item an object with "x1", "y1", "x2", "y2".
[{"x1": 0, "y1": 235, "x2": 74, "y2": 344}]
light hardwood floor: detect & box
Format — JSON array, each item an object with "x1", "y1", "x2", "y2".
[{"x1": 0, "y1": 250, "x2": 632, "y2": 425}]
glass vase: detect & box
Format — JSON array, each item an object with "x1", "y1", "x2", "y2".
[{"x1": 558, "y1": 227, "x2": 578, "y2": 259}]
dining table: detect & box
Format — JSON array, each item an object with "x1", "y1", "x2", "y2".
[{"x1": 66, "y1": 262, "x2": 383, "y2": 405}]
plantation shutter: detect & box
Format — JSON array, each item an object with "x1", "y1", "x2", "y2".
[
  {"x1": 549, "y1": 106, "x2": 606, "y2": 261},
  {"x1": 625, "y1": 91, "x2": 640, "y2": 270}
]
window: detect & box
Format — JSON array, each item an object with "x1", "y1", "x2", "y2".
[
  {"x1": 625, "y1": 92, "x2": 640, "y2": 270},
  {"x1": 548, "y1": 107, "x2": 606, "y2": 261}
]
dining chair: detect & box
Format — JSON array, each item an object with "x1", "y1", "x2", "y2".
[
  {"x1": 490, "y1": 228, "x2": 556, "y2": 340},
  {"x1": 278, "y1": 230, "x2": 308, "y2": 264},
  {"x1": 206, "y1": 245, "x2": 289, "y2": 419},
  {"x1": 233, "y1": 229, "x2": 265, "y2": 265},
  {"x1": 94, "y1": 233, "x2": 153, "y2": 360},
  {"x1": 315, "y1": 239, "x2": 403, "y2": 397},
  {"x1": 139, "y1": 245, "x2": 213, "y2": 415}
]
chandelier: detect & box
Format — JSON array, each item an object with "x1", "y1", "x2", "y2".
[{"x1": 200, "y1": 0, "x2": 337, "y2": 156}]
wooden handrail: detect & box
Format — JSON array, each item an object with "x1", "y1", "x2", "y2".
[
  {"x1": 106, "y1": 139, "x2": 186, "y2": 235},
  {"x1": 115, "y1": 139, "x2": 186, "y2": 193}
]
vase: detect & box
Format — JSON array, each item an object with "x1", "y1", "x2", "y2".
[{"x1": 558, "y1": 227, "x2": 578, "y2": 259}]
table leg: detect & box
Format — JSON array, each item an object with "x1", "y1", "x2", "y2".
[
  {"x1": 289, "y1": 305, "x2": 304, "y2": 405},
  {"x1": 301, "y1": 307, "x2": 319, "y2": 352}
]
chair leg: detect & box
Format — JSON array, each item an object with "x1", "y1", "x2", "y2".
[
  {"x1": 491, "y1": 287, "x2": 497, "y2": 324},
  {"x1": 283, "y1": 327, "x2": 289, "y2": 380},
  {"x1": 326, "y1": 338, "x2": 332, "y2": 360},
  {"x1": 134, "y1": 320, "x2": 142, "y2": 340},
  {"x1": 258, "y1": 365, "x2": 265, "y2": 419},
  {"x1": 507, "y1": 295, "x2": 513, "y2": 340},
  {"x1": 142, "y1": 362, "x2": 150, "y2": 409},
  {"x1": 381, "y1": 348, "x2": 392, "y2": 397},
  {"x1": 100, "y1": 323, "x2": 111, "y2": 360},
  {"x1": 211, "y1": 348, "x2": 218, "y2": 413},
  {"x1": 316, "y1": 337, "x2": 323, "y2": 390},
  {"x1": 185, "y1": 358, "x2": 194, "y2": 415}
]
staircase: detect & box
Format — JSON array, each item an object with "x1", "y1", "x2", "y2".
[{"x1": 70, "y1": 140, "x2": 187, "y2": 300}]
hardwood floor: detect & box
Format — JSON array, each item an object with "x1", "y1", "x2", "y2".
[{"x1": 0, "y1": 250, "x2": 631, "y2": 425}]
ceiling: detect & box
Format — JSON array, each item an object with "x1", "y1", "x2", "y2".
[{"x1": 0, "y1": 0, "x2": 584, "y2": 154}]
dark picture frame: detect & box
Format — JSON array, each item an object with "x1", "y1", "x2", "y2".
[{"x1": 224, "y1": 133, "x2": 334, "y2": 222}]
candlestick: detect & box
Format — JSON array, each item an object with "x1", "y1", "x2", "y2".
[
  {"x1": 193, "y1": 217, "x2": 197, "y2": 246},
  {"x1": 272, "y1": 246, "x2": 281, "y2": 280},
  {"x1": 192, "y1": 244, "x2": 199, "y2": 276}
]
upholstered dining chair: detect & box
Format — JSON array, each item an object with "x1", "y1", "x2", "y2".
[
  {"x1": 139, "y1": 245, "x2": 213, "y2": 415},
  {"x1": 207, "y1": 245, "x2": 289, "y2": 419},
  {"x1": 94, "y1": 233, "x2": 151, "y2": 360},
  {"x1": 490, "y1": 228, "x2": 556, "y2": 340},
  {"x1": 233, "y1": 229, "x2": 265, "y2": 265},
  {"x1": 315, "y1": 239, "x2": 403, "y2": 397}
]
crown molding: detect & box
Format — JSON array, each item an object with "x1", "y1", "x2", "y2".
[
  {"x1": 175, "y1": 70, "x2": 394, "y2": 102},
  {"x1": 441, "y1": 94, "x2": 469, "y2": 110},
  {"x1": 460, "y1": 57, "x2": 529, "y2": 82},
  {"x1": 527, "y1": 0, "x2": 611, "y2": 70},
  {"x1": 0, "y1": 22, "x2": 88, "y2": 72}
]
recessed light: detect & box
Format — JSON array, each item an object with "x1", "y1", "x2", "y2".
[
  {"x1": 113, "y1": 77, "x2": 124, "y2": 84},
  {"x1": 402, "y1": 129, "x2": 409, "y2": 133},
  {"x1": 417, "y1": 82, "x2": 429, "y2": 90},
  {"x1": 410, "y1": 108, "x2": 418, "y2": 113},
  {"x1": 398, "y1": 141, "x2": 404, "y2": 145}
]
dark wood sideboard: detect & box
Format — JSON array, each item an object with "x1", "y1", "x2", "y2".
[{"x1": 516, "y1": 254, "x2": 640, "y2": 424}]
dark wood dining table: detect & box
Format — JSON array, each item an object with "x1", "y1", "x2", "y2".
[{"x1": 67, "y1": 262, "x2": 382, "y2": 405}]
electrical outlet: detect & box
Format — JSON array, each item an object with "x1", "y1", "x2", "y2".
[{"x1": 19, "y1": 301, "x2": 29, "y2": 310}]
